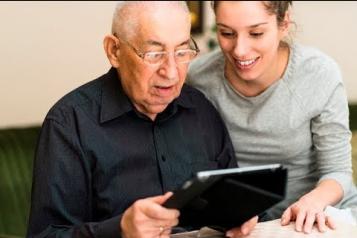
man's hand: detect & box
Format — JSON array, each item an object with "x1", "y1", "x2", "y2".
[
  {"x1": 225, "y1": 216, "x2": 258, "y2": 238},
  {"x1": 121, "y1": 192, "x2": 180, "y2": 238}
]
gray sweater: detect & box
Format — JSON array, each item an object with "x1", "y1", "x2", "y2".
[{"x1": 187, "y1": 43, "x2": 357, "y2": 219}]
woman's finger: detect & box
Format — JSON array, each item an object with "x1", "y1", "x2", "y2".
[
  {"x1": 316, "y1": 212, "x2": 327, "y2": 232},
  {"x1": 326, "y1": 215, "x2": 337, "y2": 230},
  {"x1": 303, "y1": 211, "x2": 316, "y2": 234},
  {"x1": 281, "y1": 207, "x2": 292, "y2": 225},
  {"x1": 294, "y1": 210, "x2": 306, "y2": 232}
]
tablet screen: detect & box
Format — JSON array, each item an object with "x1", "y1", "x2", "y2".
[{"x1": 164, "y1": 164, "x2": 287, "y2": 230}]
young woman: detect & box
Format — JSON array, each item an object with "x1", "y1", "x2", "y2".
[{"x1": 187, "y1": 1, "x2": 357, "y2": 234}]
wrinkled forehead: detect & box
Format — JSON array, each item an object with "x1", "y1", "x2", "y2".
[{"x1": 133, "y1": 4, "x2": 191, "y2": 47}]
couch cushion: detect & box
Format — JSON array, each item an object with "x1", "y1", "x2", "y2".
[
  {"x1": 0, "y1": 127, "x2": 40, "y2": 237},
  {"x1": 352, "y1": 132, "x2": 357, "y2": 185}
]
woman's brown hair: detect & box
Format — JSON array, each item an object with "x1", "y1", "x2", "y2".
[{"x1": 212, "y1": 1, "x2": 292, "y2": 27}]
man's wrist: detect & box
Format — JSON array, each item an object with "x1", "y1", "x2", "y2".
[{"x1": 92, "y1": 215, "x2": 123, "y2": 238}]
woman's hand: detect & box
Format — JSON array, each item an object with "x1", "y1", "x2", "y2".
[
  {"x1": 121, "y1": 192, "x2": 180, "y2": 238},
  {"x1": 281, "y1": 179, "x2": 342, "y2": 234},
  {"x1": 281, "y1": 194, "x2": 336, "y2": 233}
]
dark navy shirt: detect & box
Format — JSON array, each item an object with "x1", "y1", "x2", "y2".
[{"x1": 27, "y1": 68, "x2": 236, "y2": 238}]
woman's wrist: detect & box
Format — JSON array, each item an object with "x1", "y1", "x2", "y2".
[{"x1": 306, "y1": 179, "x2": 343, "y2": 208}]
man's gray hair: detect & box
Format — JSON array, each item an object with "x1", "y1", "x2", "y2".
[{"x1": 112, "y1": 1, "x2": 190, "y2": 41}]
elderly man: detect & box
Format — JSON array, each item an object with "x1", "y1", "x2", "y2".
[{"x1": 27, "y1": 2, "x2": 257, "y2": 238}]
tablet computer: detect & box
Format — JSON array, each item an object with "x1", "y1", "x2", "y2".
[{"x1": 163, "y1": 164, "x2": 287, "y2": 230}]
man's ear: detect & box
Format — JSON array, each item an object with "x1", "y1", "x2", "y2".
[{"x1": 103, "y1": 35, "x2": 120, "y2": 68}]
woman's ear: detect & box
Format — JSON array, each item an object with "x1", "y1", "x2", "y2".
[
  {"x1": 280, "y1": 10, "x2": 291, "y2": 36},
  {"x1": 103, "y1": 35, "x2": 120, "y2": 68}
]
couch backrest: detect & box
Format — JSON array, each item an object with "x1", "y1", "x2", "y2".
[{"x1": 0, "y1": 127, "x2": 41, "y2": 237}]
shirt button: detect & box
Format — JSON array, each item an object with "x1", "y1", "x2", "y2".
[{"x1": 161, "y1": 155, "x2": 166, "y2": 162}]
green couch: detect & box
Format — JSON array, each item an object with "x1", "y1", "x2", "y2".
[
  {"x1": 0, "y1": 118, "x2": 356, "y2": 237},
  {"x1": 349, "y1": 104, "x2": 357, "y2": 183},
  {"x1": 0, "y1": 127, "x2": 40, "y2": 237}
]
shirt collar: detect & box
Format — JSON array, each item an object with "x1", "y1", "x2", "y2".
[
  {"x1": 100, "y1": 68, "x2": 196, "y2": 123},
  {"x1": 172, "y1": 84, "x2": 196, "y2": 110},
  {"x1": 100, "y1": 68, "x2": 133, "y2": 123}
]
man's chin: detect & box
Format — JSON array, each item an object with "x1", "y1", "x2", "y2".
[
  {"x1": 147, "y1": 103, "x2": 170, "y2": 114},
  {"x1": 140, "y1": 96, "x2": 178, "y2": 116}
]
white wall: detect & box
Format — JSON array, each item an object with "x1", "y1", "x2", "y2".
[{"x1": 0, "y1": 1, "x2": 356, "y2": 128}]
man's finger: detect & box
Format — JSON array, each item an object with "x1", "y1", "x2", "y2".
[
  {"x1": 226, "y1": 216, "x2": 258, "y2": 237},
  {"x1": 148, "y1": 192, "x2": 173, "y2": 204},
  {"x1": 156, "y1": 217, "x2": 179, "y2": 229},
  {"x1": 241, "y1": 216, "x2": 258, "y2": 235},
  {"x1": 138, "y1": 197, "x2": 179, "y2": 221}
]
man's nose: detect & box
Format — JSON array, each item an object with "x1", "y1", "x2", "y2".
[{"x1": 159, "y1": 53, "x2": 179, "y2": 79}]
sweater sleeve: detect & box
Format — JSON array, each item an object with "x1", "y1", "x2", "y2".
[{"x1": 311, "y1": 66, "x2": 353, "y2": 196}]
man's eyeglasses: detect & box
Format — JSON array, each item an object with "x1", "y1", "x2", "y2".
[{"x1": 114, "y1": 34, "x2": 200, "y2": 66}]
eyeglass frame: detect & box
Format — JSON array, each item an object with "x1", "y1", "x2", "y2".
[{"x1": 113, "y1": 33, "x2": 200, "y2": 66}]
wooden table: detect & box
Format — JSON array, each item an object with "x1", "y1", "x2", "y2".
[
  {"x1": 245, "y1": 219, "x2": 357, "y2": 238},
  {"x1": 171, "y1": 219, "x2": 357, "y2": 238}
]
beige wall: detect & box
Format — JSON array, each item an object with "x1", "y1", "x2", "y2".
[
  {"x1": 0, "y1": 1, "x2": 116, "y2": 128},
  {"x1": 0, "y1": 1, "x2": 356, "y2": 128},
  {"x1": 293, "y1": 1, "x2": 357, "y2": 102}
]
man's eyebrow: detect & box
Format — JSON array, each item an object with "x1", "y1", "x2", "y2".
[
  {"x1": 217, "y1": 22, "x2": 268, "y2": 29},
  {"x1": 177, "y1": 39, "x2": 190, "y2": 47},
  {"x1": 144, "y1": 39, "x2": 190, "y2": 48},
  {"x1": 144, "y1": 40, "x2": 164, "y2": 47}
]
